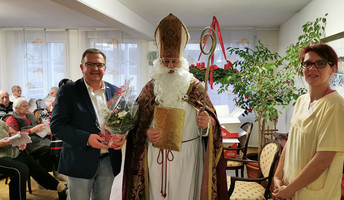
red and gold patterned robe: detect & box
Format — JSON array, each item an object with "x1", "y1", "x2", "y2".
[{"x1": 122, "y1": 78, "x2": 227, "y2": 200}]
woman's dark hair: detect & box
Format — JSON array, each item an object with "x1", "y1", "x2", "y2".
[
  {"x1": 299, "y1": 43, "x2": 338, "y2": 75},
  {"x1": 301, "y1": 43, "x2": 338, "y2": 66}
]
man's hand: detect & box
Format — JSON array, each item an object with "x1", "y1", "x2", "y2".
[
  {"x1": 88, "y1": 134, "x2": 108, "y2": 149},
  {"x1": 109, "y1": 135, "x2": 126, "y2": 150},
  {"x1": 197, "y1": 110, "x2": 209, "y2": 130},
  {"x1": 146, "y1": 128, "x2": 161, "y2": 144}
]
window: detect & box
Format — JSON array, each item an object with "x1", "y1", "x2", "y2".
[
  {"x1": 25, "y1": 41, "x2": 65, "y2": 99},
  {"x1": 86, "y1": 30, "x2": 141, "y2": 96}
]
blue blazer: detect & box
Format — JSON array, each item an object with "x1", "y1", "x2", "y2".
[{"x1": 50, "y1": 78, "x2": 122, "y2": 179}]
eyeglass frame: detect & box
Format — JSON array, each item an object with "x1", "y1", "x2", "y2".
[
  {"x1": 83, "y1": 62, "x2": 106, "y2": 68},
  {"x1": 300, "y1": 60, "x2": 333, "y2": 69}
]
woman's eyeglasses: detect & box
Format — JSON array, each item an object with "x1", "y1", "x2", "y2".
[{"x1": 301, "y1": 60, "x2": 333, "y2": 69}]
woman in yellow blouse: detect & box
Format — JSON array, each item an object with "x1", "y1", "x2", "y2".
[{"x1": 273, "y1": 43, "x2": 344, "y2": 200}]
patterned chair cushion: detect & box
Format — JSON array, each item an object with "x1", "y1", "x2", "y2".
[
  {"x1": 260, "y1": 143, "x2": 278, "y2": 177},
  {"x1": 227, "y1": 160, "x2": 244, "y2": 167},
  {"x1": 227, "y1": 177, "x2": 266, "y2": 200}
]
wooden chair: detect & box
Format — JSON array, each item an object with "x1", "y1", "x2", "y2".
[
  {"x1": 227, "y1": 140, "x2": 280, "y2": 200},
  {"x1": 225, "y1": 121, "x2": 253, "y2": 177}
]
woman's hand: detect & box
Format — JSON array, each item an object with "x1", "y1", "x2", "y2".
[
  {"x1": 272, "y1": 185, "x2": 295, "y2": 200},
  {"x1": 31, "y1": 124, "x2": 46, "y2": 133},
  {"x1": 146, "y1": 128, "x2": 161, "y2": 144},
  {"x1": 272, "y1": 177, "x2": 290, "y2": 200},
  {"x1": 0, "y1": 137, "x2": 11, "y2": 147},
  {"x1": 197, "y1": 110, "x2": 209, "y2": 130},
  {"x1": 273, "y1": 177, "x2": 285, "y2": 193},
  {"x1": 18, "y1": 143, "x2": 27, "y2": 151},
  {"x1": 8, "y1": 127, "x2": 16, "y2": 136}
]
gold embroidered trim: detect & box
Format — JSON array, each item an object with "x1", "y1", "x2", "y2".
[
  {"x1": 144, "y1": 143, "x2": 149, "y2": 200},
  {"x1": 208, "y1": 120, "x2": 214, "y2": 200}
]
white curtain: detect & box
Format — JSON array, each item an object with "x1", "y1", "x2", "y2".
[
  {"x1": 0, "y1": 28, "x2": 149, "y2": 99},
  {"x1": 0, "y1": 28, "x2": 66, "y2": 99}
]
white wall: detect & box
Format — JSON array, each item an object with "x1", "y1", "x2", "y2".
[
  {"x1": 249, "y1": 28, "x2": 280, "y2": 146},
  {"x1": 277, "y1": 0, "x2": 344, "y2": 133}
]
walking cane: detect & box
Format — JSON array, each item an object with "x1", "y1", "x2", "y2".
[{"x1": 194, "y1": 27, "x2": 217, "y2": 200}]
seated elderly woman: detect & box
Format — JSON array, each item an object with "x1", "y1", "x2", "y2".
[
  {"x1": 0, "y1": 120, "x2": 67, "y2": 200},
  {"x1": 44, "y1": 96, "x2": 55, "y2": 112},
  {"x1": 5, "y1": 97, "x2": 54, "y2": 171}
]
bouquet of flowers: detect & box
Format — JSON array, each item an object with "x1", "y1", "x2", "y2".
[{"x1": 100, "y1": 79, "x2": 139, "y2": 143}]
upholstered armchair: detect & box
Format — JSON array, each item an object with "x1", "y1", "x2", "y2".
[{"x1": 227, "y1": 140, "x2": 280, "y2": 200}]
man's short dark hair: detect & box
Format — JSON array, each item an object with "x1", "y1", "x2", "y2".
[{"x1": 81, "y1": 48, "x2": 106, "y2": 64}]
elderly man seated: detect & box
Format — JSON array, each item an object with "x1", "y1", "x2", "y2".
[
  {"x1": 9, "y1": 85, "x2": 23, "y2": 102},
  {"x1": 40, "y1": 87, "x2": 58, "y2": 108},
  {"x1": 5, "y1": 97, "x2": 54, "y2": 172},
  {"x1": 0, "y1": 90, "x2": 13, "y2": 119}
]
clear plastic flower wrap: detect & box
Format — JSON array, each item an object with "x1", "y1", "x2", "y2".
[{"x1": 101, "y1": 79, "x2": 138, "y2": 142}]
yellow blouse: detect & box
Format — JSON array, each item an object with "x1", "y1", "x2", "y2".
[{"x1": 284, "y1": 91, "x2": 344, "y2": 199}]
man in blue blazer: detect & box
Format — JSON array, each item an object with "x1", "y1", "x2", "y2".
[{"x1": 51, "y1": 48, "x2": 126, "y2": 200}]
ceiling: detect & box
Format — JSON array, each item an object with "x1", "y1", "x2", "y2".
[{"x1": 0, "y1": 0, "x2": 313, "y2": 39}]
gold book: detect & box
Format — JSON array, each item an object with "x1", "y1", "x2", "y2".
[{"x1": 153, "y1": 106, "x2": 185, "y2": 152}]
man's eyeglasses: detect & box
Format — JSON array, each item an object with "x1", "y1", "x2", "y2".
[
  {"x1": 162, "y1": 58, "x2": 179, "y2": 66},
  {"x1": 84, "y1": 62, "x2": 105, "y2": 68},
  {"x1": 301, "y1": 60, "x2": 333, "y2": 69}
]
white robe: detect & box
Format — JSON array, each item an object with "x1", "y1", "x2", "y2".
[{"x1": 147, "y1": 102, "x2": 204, "y2": 200}]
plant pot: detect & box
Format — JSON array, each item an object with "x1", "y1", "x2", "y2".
[
  {"x1": 246, "y1": 153, "x2": 270, "y2": 189},
  {"x1": 246, "y1": 153, "x2": 259, "y2": 179}
]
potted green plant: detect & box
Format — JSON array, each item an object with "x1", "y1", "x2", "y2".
[
  {"x1": 190, "y1": 14, "x2": 327, "y2": 153},
  {"x1": 217, "y1": 40, "x2": 306, "y2": 151}
]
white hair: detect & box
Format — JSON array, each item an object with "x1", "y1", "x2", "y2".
[
  {"x1": 13, "y1": 97, "x2": 27, "y2": 112},
  {"x1": 45, "y1": 96, "x2": 55, "y2": 108}
]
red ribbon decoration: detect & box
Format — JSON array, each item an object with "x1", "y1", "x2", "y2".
[
  {"x1": 193, "y1": 16, "x2": 233, "y2": 89},
  {"x1": 208, "y1": 65, "x2": 219, "y2": 89}
]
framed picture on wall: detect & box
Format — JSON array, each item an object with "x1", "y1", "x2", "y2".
[{"x1": 321, "y1": 31, "x2": 344, "y2": 97}]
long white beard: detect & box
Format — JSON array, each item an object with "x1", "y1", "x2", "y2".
[{"x1": 152, "y1": 57, "x2": 194, "y2": 109}]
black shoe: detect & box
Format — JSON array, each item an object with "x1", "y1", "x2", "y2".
[{"x1": 58, "y1": 184, "x2": 68, "y2": 200}]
